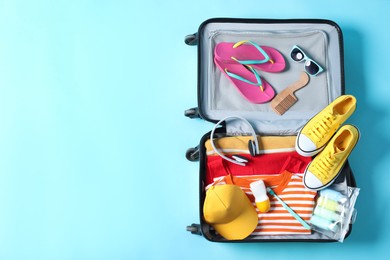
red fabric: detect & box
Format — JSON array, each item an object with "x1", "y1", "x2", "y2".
[{"x1": 205, "y1": 152, "x2": 311, "y2": 186}]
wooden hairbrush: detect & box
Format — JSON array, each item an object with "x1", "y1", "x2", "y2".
[{"x1": 270, "y1": 72, "x2": 310, "y2": 115}]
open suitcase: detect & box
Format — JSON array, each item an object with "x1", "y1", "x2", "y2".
[{"x1": 185, "y1": 18, "x2": 359, "y2": 242}]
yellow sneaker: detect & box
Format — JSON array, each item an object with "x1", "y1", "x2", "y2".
[
  {"x1": 296, "y1": 95, "x2": 356, "y2": 157},
  {"x1": 303, "y1": 125, "x2": 359, "y2": 190}
]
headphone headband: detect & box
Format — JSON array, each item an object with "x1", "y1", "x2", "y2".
[{"x1": 210, "y1": 116, "x2": 260, "y2": 166}]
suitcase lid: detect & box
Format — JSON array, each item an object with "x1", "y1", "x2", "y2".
[{"x1": 190, "y1": 18, "x2": 344, "y2": 135}]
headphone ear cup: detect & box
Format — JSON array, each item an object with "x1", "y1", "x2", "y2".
[{"x1": 248, "y1": 140, "x2": 257, "y2": 157}]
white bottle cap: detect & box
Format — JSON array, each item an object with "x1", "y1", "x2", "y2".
[{"x1": 250, "y1": 180, "x2": 269, "y2": 202}]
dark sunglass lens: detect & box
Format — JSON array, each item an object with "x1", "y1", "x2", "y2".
[
  {"x1": 305, "y1": 60, "x2": 320, "y2": 75},
  {"x1": 291, "y1": 48, "x2": 304, "y2": 61}
]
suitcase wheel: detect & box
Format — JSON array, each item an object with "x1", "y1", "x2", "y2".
[
  {"x1": 186, "y1": 224, "x2": 202, "y2": 235},
  {"x1": 186, "y1": 146, "x2": 199, "y2": 162},
  {"x1": 184, "y1": 33, "x2": 198, "y2": 46},
  {"x1": 184, "y1": 107, "x2": 200, "y2": 119}
]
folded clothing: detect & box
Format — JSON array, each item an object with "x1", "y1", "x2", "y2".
[
  {"x1": 205, "y1": 134, "x2": 311, "y2": 185},
  {"x1": 205, "y1": 135, "x2": 297, "y2": 156},
  {"x1": 206, "y1": 152, "x2": 311, "y2": 185}
]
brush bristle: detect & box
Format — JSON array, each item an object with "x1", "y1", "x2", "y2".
[{"x1": 272, "y1": 94, "x2": 297, "y2": 115}]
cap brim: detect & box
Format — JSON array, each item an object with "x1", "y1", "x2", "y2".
[{"x1": 213, "y1": 201, "x2": 258, "y2": 240}]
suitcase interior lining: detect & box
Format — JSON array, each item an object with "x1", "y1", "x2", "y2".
[{"x1": 198, "y1": 22, "x2": 343, "y2": 135}]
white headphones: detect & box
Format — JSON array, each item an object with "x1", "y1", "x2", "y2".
[{"x1": 210, "y1": 116, "x2": 260, "y2": 166}]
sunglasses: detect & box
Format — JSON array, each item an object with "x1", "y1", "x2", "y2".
[{"x1": 290, "y1": 45, "x2": 324, "y2": 76}]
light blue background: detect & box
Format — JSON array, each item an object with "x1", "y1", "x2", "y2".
[{"x1": 0, "y1": 0, "x2": 389, "y2": 259}]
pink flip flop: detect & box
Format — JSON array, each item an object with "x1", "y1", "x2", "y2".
[
  {"x1": 214, "y1": 40, "x2": 285, "y2": 72},
  {"x1": 214, "y1": 57, "x2": 275, "y2": 104}
]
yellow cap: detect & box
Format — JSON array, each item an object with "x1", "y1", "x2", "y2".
[{"x1": 203, "y1": 185, "x2": 258, "y2": 240}]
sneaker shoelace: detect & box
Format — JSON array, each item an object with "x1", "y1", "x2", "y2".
[
  {"x1": 308, "y1": 112, "x2": 337, "y2": 143},
  {"x1": 312, "y1": 150, "x2": 338, "y2": 182}
]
